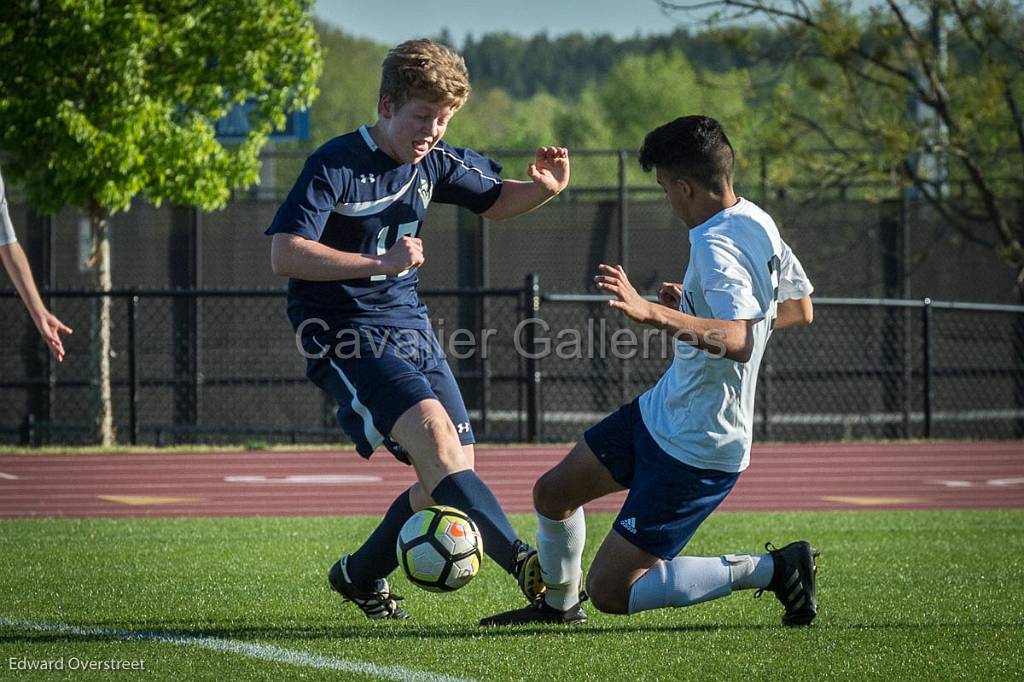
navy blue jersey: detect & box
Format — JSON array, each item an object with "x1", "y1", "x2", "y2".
[{"x1": 266, "y1": 125, "x2": 503, "y2": 334}]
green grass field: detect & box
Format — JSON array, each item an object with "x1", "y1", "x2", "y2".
[{"x1": 2, "y1": 510, "x2": 1022, "y2": 680}]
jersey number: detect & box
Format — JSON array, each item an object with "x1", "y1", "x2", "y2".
[
  {"x1": 767, "y1": 254, "x2": 781, "y2": 302},
  {"x1": 370, "y1": 221, "x2": 419, "y2": 282},
  {"x1": 767, "y1": 254, "x2": 781, "y2": 330}
]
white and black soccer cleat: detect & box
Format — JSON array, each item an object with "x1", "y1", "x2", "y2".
[
  {"x1": 328, "y1": 554, "x2": 410, "y2": 620},
  {"x1": 757, "y1": 540, "x2": 820, "y2": 626}
]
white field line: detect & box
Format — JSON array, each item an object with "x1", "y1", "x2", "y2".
[
  {"x1": 0, "y1": 473, "x2": 18, "y2": 479},
  {"x1": 0, "y1": 617, "x2": 475, "y2": 682}
]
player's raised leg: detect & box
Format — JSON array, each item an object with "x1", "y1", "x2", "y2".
[{"x1": 391, "y1": 399, "x2": 533, "y2": 580}]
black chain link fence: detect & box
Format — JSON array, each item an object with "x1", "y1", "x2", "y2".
[{"x1": 2, "y1": 285, "x2": 1022, "y2": 446}]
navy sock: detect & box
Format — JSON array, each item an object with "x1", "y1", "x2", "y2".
[
  {"x1": 345, "y1": 488, "x2": 413, "y2": 590},
  {"x1": 432, "y1": 470, "x2": 521, "y2": 574}
]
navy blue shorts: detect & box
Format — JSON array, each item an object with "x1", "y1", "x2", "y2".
[
  {"x1": 584, "y1": 398, "x2": 739, "y2": 560},
  {"x1": 304, "y1": 325, "x2": 474, "y2": 461}
]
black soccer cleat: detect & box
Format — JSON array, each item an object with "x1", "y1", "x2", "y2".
[
  {"x1": 328, "y1": 555, "x2": 410, "y2": 620},
  {"x1": 512, "y1": 539, "x2": 545, "y2": 603},
  {"x1": 479, "y1": 593, "x2": 589, "y2": 627},
  {"x1": 757, "y1": 540, "x2": 820, "y2": 626}
]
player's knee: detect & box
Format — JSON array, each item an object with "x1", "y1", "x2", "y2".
[
  {"x1": 532, "y1": 471, "x2": 564, "y2": 518},
  {"x1": 585, "y1": 571, "x2": 629, "y2": 615},
  {"x1": 420, "y1": 412, "x2": 465, "y2": 465}
]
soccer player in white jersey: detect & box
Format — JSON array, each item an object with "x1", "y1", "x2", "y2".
[
  {"x1": 481, "y1": 115, "x2": 817, "y2": 627},
  {"x1": 0, "y1": 166, "x2": 72, "y2": 362}
]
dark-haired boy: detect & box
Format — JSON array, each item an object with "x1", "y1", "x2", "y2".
[{"x1": 482, "y1": 115, "x2": 817, "y2": 627}]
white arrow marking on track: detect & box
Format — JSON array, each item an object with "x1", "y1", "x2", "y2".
[
  {"x1": 929, "y1": 479, "x2": 973, "y2": 487},
  {"x1": 0, "y1": 473, "x2": 18, "y2": 480}
]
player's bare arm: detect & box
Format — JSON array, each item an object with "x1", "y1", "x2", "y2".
[
  {"x1": 595, "y1": 263, "x2": 755, "y2": 362},
  {"x1": 482, "y1": 146, "x2": 569, "y2": 220},
  {"x1": 271, "y1": 232, "x2": 424, "y2": 281},
  {"x1": 0, "y1": 242, "x2": 73, "y2": 362},
  {"x1": 774, "y1": 296, "x2": 813, "y2": 330}
]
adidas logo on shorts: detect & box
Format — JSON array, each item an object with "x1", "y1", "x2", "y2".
[{"x1": 620, "y1": 517, "x2": 637, "y2": 534}]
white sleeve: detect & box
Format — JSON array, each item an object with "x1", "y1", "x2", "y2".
[
  {"x1": 693, "y1": 236, "x2": 765, "y2": 321},
  {"x1": 0, "y1": 168, "x2": 17, "y2": 247},
  {"x1": 778, "y1": 239, "x2": 813, "y2": 301}
]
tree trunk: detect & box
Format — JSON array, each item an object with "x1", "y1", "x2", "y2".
[{"x1": 90, "y1": 201, "x2": 115, "y2": 446}]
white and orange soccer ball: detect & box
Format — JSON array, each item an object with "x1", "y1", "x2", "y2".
[{"x1": 396, "y1": 505, "x2": 483, "y2": 592}]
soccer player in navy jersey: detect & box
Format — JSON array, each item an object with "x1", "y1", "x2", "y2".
[
  {"x1": 482, "y1": 116, "x2": 818, "y2": 628},
  {"x1": 266, "y1": 39, "x2": 568, "y2": 619}
]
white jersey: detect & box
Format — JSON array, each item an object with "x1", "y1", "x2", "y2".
[
  {"x1": 638, "y1": 197, "x2": 812, "y2": 473},
  {"x1": 0, "y1": 167, "x2": 16, "y2": 247}
]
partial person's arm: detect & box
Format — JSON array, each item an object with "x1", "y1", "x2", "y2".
[
  {"x1": 0, "y1": 242, "x2": 73, "y2": 361},
  {"x1": 270, "y1": 233, "x2": 424, "y2": 281},
  {"x1": 595, "y1": 264, "x2": 755, "y2": 363},
  {"x1": 482, "y1": 147, "x2": 570, "y2": 221},
  {"x1": 774, "y1": 296, "x2": 813, "y2": 330},
  {"x1": 775, "y1": 239, "x2": 813, "y2": 331}
]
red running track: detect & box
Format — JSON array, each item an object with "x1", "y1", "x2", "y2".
[{"x1": 0, "y1": 442, "x2": 1021, "y2": 519}]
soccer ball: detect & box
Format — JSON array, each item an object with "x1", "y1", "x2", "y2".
[{"x1": 396, "y1": 505, "x2": 483, "y2": 592}]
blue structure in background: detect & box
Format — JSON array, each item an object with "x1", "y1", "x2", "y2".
[{"x1": 215, "y1": 101, "x2": 310, "y2": 142}]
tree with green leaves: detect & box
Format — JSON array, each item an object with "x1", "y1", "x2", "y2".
[
  {"x1": 660, "y1": 0, "x2": 1024, "y2": 297},
  {"x1": 597, "y1": 51, "x2": 755, "y2": 152},
  {"x1": 0, "y1": 1, "x2": 322, "y2": 444}
]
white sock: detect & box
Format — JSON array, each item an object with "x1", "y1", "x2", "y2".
[
  {"x1": 535, "y1": 508, "x2": 585, "y2": 611},
  {"x1": 628, "y1": 556, "x2": 734, "y2": 614},
  {"x1": 724, "y1": 553, "x2": 774, "y2": 590},
  {"x1": 627, "y1": 553, "x2": 776, "y2": 614}
]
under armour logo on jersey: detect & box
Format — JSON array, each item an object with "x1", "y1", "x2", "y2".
[
  {"x1": 418, "y1": 178, "x2": 433, "y2": 208},
  {"x1": 358, "y1": 173, "x2": 377, "y2": 184},
  {"x1": 456, "y1": 422, "x2": 471, "y2": 434},
  {"x1": 619, "y1": 517, "x2": 637, "y2": 534}
]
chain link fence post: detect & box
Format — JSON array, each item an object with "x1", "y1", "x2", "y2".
[
  {"x1": 524, "y1": 273, "x2": 542, "y2": 442},
  {"x1": 922, "y1": 297, "x2": 934, "y2": 438},
  {"x1": 618, "y1": 150, "x2": 631, "y2": 404},
  {"x1": 127, "y1": 291, "x2": 140, "y2": 445},
  {"x1": 479, "y1": 214, "x2": 491, "y2": 439},
  {"x1": 761, "y1": 345, "x2": 772, "y2": 441}
]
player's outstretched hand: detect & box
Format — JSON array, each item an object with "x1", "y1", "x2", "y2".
[
  {"x1": 658, "y1": 282, "x2": 682, "y2": 309},
  {"x1": 528, "y1": 146, "x2": 570, "y2": 195},
  {"x1": 33, "y1": 310, "x2": 73, "y2": 363},
  {"x1": 380, "y1": 236, "x2": 425, "y2": 275},
  {"x1": 595, "y1": 264, "x2": 654, "y2": 324}
]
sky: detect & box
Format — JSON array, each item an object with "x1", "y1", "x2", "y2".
[{"x1": 313, "y1": 0, "x2": 700, "y2": 44}]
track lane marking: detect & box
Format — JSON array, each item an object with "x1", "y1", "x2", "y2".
[
  {"x1": 224, "y1": 475, "x2": 383, "y2": 484},
  {"x1": 97, "y1": 496, "x2": 203, "y2": 506},
  {"x1": 819, "y1": 496, "x2": 925, "y2": 506}
]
